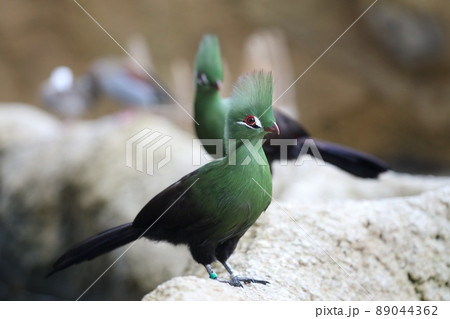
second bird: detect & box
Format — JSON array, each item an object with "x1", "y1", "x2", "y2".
[{"x1": 194, "y1": 34, "x2": 388, "y2": 178}]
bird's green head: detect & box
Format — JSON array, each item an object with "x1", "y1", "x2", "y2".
[
  {"x1": 195, "y1": 34, "x2": 223, "y2": 91},
  {"x1": 225, "y1": 71, "x2": 279, "y2": 141}
]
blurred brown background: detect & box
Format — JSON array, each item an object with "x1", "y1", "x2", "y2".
[
  {"x1": 1, "y1": 0, "x2": 450, "y2": 173},
  {"x1": 1, "y1": 0, "x2": 450, "y2": 301}
]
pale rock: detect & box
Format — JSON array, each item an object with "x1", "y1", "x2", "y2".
[
  {"x1": 143, "y1": 169, "x2": 450, "y2": 301},
  {"x1": 144, "y1": 184, "x2": 450, "y2": 300}
]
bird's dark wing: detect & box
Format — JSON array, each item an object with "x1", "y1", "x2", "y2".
[
  {"x1": 271, "y1": 109, "x2": 310, "y2": 140},
  {"x1": 310, "y1": 139, "x2": 389, "y2": 178},
  {"x1": 131, "y1": 168, "x2": 218, "y2": 243},
  {"x1": 264, "y1": 109, "x2": 388, "y2": 178},
  {"x1": 133, "y1": 169, "x2": 196, "y2": 227},
  {"x1": 48, "y1": 167, "x2": 220, "y2": 275}
]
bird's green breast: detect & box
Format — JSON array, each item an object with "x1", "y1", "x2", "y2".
[{"x1": 191, "y1": 143, "x2": 272, "y2": 243}]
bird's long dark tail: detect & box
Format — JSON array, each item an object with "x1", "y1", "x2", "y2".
[
  {"x1": 47, "y1": 223, "x2": 141, "y2": 277},
  {"x1": 309, "y1": 139, "x2": 389, "y2": 178}
]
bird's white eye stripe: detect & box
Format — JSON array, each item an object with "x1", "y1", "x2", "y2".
[
  {"x1": 236, "y1": 115, "x2": 262, "y2": 129},
  {"x1": 253, "y1": 116, "x2": 262, "y2": 128},
  {"x1": 236, "y1": 122, "x2": 254, "y2": 129}
]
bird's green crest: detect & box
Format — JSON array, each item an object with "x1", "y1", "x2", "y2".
[
  {"x1": 195, "y1": 34, "x2": 224, "y2": 83},
  {"x1": 226, "y1": 71, "x2": 276, "y2": 140}
]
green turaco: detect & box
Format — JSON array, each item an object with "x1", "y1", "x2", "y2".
[
  {"x1": 194, "y1": 34, "x2": 229, "y2": 156},
  {"x1": 194, "y1": 34, "x2": 388, "y2": 178},
  {"x1": 48, "y1": 71, "x2": 279, "y2": 288}
]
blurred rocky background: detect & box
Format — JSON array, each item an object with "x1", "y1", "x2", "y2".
[
  {"x1": 1, "y1": 0, "x2": 450, "y2": 172},
  {"x1": 0, "y1": 0, "x2": 449, "y2": 300}
]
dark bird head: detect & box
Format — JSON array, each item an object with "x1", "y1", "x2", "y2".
[
  {"x1": 226, "y1": 71, "x2": 279, "y2": 141},
  {"x1": 195, "y1": 34, "x2": 223, "y2": 91}
]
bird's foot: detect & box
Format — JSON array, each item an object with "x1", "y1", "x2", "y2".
[
  {"x1": 205, "y1": 263, "x2": 269, "y2": 287},
  {"x1": 220, "y1": 275, "x2": 270, "y2": 288}
]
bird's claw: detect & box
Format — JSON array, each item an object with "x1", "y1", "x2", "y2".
[
  {"x1": 217, "y1": 276, "x2": 270, "y2": 287},
  {"x1": 235, "y1": 276, "x2": 270, "y2": 286}
]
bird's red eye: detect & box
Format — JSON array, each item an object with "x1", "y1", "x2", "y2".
[{"x1": 244, "y1": 115, "x2": 256, "y2": 126}]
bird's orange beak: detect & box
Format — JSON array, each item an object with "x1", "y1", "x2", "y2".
[{"x1": 264, "y1": 122, "x2": 280, "y2": 135}]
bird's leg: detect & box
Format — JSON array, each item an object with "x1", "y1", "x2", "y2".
[
  {"x1": 222, "y1": 261, "x2": 238, "y2": 276},
  {"x1": 204, "y1": 263, "x2": 241, "y2": 285},
  {"x1": 221, "y1": 261, "x2": 270, "y2": 287},
  {"x1": 204, "y1": 264, "x2": 218, "y2": 280}
]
